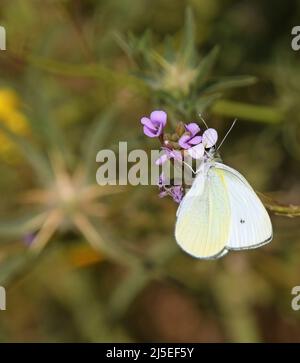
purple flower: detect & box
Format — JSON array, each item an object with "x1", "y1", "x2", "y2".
[
  {"x1": 159, "y1": 190, "x2": 168, "y2": 198},
  {"x1": 157, "y1": 173, "x2": 183, "y2": 203},
  {"x1": 178, "y1": 123, "x2": 202, "y2": 149},
  {"x1": 202, "y1": 128, "x2": 218, "y2": 148},
  {"x1": 155, "y1": 147, "x2": 182, "y2": 165},
  {"x1": 141, "y1": 110, "x2": 167, "y2": 138},
  {"x1": 159, "y1": 185, "x2": 183, "y2": 203},
  {"x1": 184, "y1": 127, "x2": 218, "y2": 159},
  {"x1": 170, "y1": 186, "x2": 183, "y2": 203},
  {"x1": 187, "y1": 143, "x2": 204, "y2": 159}
]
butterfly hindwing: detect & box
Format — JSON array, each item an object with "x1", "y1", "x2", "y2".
[{"x1": 214, "y1": 162, "x2": 273, "y2": 250}]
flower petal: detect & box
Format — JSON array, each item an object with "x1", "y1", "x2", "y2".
[
  {"x1": 159, "y1": 190, "x2": 168, "y2": 198},
  {"x1": 170, "y1": 186, "x2": 183, "y2": 203},
  {"x1": 141, "y1": 117, "x2": 156, "y2": 130},
  {"x1": 185, "y1": 123, "x2": 200, "y2": 136},
  {"x1": 188, "y1": 135, "x2": 202, "y2": 145},
  {"x1": 150, "y1": 110, "x2": 167, "y2": 127},
  {"x1": 172, "y1": 150, "x2": 183, "y2": 161},
  {"x1": 202, "y1": 128, "x2": 218, "y2": 148},
  {"x1": 141, "y1": 117, "x2": 150, "y2": 126},
  {"x1": 178, "y1": 134, "x2": 191, "y2": 149},
  {"x1": 155, "y1": 153, "x2": 169, "y2": 165},
  {"x1": 188, "y1": 143, "x2": 204, "y2": 159},
  {"x1": 143, "y1": 126, "x2": 157, "y2": 137}
]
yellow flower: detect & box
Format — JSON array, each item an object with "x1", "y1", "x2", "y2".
[{"x1": 0, "y1": 88, "x2": 29, "y2": 162}]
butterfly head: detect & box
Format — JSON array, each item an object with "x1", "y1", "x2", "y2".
[{"x1": 205, "y1": 147, "x2": 222, "y2": 163}]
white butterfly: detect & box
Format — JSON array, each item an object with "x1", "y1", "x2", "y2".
[{"x1": 175, "y1": 127, "x2": 273, "y2": 259}]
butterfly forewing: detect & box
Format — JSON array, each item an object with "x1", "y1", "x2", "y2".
[{"x1": 175, "y1": 167, "x2": 230, "y2": 259}]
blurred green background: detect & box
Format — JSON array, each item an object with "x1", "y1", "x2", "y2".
[{"x1": 0, "y1": 0, "x2": 300, "y2": 342}]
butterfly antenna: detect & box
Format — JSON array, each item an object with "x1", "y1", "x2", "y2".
[
  {"x1": 183, "y1": 161, "x2": 196, "y2": 174},
  {"x1": 216, "y1": 118, "x2": 237, "y2": 151},
  {"x1": 198, "y1": 114, "x2": 209, "y2": 129}
]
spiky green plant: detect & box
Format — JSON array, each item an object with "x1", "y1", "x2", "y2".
[{"x1": 116, "y1": 8, "x2": 258, "y2": 121}]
